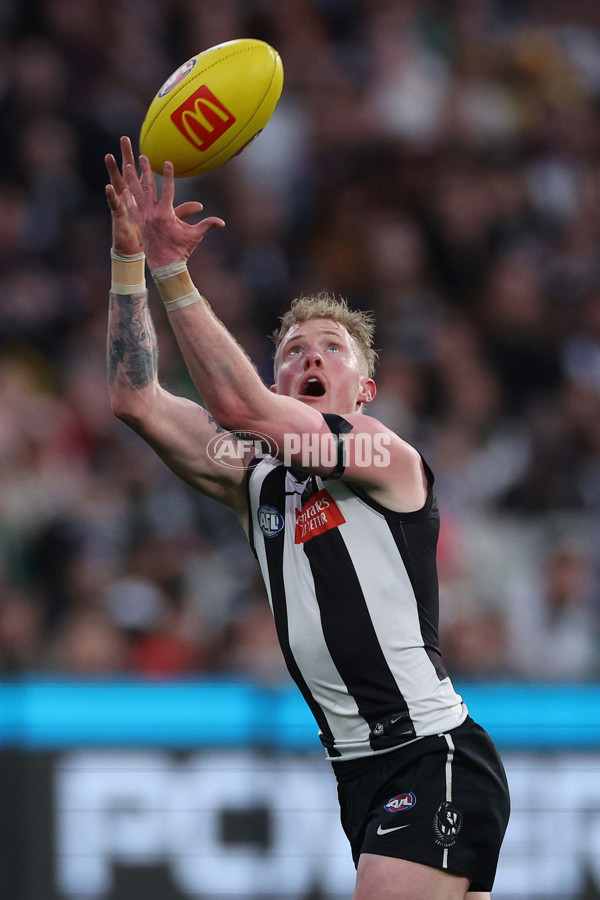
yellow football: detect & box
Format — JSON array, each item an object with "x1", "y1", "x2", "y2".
[{"x1": 139, "y1": 38, "x2": 284, "y2": 177}]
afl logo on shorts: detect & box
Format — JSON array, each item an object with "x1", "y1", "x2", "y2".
[
  {"x1": 258, "y1": 505, "x2": 284, "y2": 538},
  {"x1": 384, "y1": 792, "x2": 416, "y2": 813},
  {"x1": 433, "y1": 801, "x2": 463, "y2": 847}
]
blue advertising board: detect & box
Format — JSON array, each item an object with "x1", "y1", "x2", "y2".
[{"x1": 0, "y1": 678, "x2": 599, "y2": 749}]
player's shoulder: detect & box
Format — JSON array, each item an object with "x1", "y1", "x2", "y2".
[
  {"x1": 335, "y1": 412, "x2": 420, "y2": 458},
  {"x1": 332, "y1": 410, "x2": 397, "y2": 434},
  {"x1": 327, "y1": 412, "x2": 427, "y2": 511}
]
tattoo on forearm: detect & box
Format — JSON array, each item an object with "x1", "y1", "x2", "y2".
[
  {"x1": 107, "y1": 291, "x2": 158, "y2": 389},
  {"x1": 201, "y1": 408, "x2": 241, "y2": 441},
  {"x1": 206, "y1": 411, "x2": 225, "y2": 433}
]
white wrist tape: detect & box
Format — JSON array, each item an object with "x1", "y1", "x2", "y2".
[
  {"x1": 111, "y1": 281, "x2": 147, "y2": 295},
  {"x1": 111, "y1": 250, "x2": 145, "y2": 262},
  {"x1": 164, "y1": 289, "x2": 203, "y2": 311},
  {"x1": 111, "y1": 249, "x2": 146, "y2": 293},
  {"x1": 151, "y1": 260, "x2": 188, "y2": 282}
]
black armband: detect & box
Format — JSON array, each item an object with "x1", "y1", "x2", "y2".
[{"x1": 322, "y1": 413, "x2": 353, "y2": 480}]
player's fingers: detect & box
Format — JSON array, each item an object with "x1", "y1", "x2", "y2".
[
  {"x1": 194, "y1": 216, "x2": 226, "y2": 237},
  {"x1": 105, "y1": 154, "x2": 125, "y2": 193},
  {"x1": 124, "y1": 163, "x2": 144, "y2": 203},
  {"x1": 159, "y1": 160, "x2": 176, "y2": 210},
  {"x1": 120, "y1": 136, "x2": 136, "y2": 171},
  {"x1": 174, "y1": 201, "x2": 204, "y2": 220},
  {"x1": 139, "y1": 155, "x2": 157, "y2": 202},
  {"x1": 105, "y1": 184, "x2": 120, "y2": 212},
  {"x1": 122, "y1": 187, "x2": 141, "y2": 220}
]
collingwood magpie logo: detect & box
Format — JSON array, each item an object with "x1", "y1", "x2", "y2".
[{"x1": 433, "y1": 802, "x2": 463, "y2": 847}]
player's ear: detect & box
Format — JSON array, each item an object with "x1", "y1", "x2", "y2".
[{"x1": 359, "y1": 378, "x2": 376, "y2": 405}]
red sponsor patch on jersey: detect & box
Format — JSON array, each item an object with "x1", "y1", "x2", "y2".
[
  {"x1": 170, "y1": 85, "x2": 236, "y2": 151},
  {"x1": 295, "y1": 488, "x2": 345, "y2": 544}
]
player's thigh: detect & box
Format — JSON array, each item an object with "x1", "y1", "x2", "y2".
[
  {"x1": 466, "y1": 894, "x2": 490, "y2": 900},
  {"x1": 353, "y1": 853, "x2": 470, "y2": 900}
]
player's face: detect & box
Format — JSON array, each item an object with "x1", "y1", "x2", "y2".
[{"x1": 273, "y1": 318, "x2": 375, "y2": 413}]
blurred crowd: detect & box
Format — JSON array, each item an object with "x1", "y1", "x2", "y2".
[{"x1": 0, "y1": 0, "x2": 599, "y2": 683}]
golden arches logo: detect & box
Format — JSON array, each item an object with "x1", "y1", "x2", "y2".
[{"x1": 170, "y1": 85, "x2": 236, "y2": 151}]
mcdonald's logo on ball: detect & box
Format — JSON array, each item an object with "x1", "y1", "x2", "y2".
[{"x1": 170, "y1": 86, "x2": 236, "y2": 152}]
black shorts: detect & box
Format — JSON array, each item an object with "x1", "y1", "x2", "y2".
[{"x1": 333, "y1": 717, "x2": 510, "y2": 892}]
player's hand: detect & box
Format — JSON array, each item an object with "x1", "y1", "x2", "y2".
[
  {"x1": 122, "y1": 155, "x2": 225, "y2": 270},
  {"x1": 105, "y1": 136, "x2": 144, "y2": 257}
]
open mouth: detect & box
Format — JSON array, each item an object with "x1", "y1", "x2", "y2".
[{"x1": 300, "y1": 376, "x2": 326, "y2": 397}]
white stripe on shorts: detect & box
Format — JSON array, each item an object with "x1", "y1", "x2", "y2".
[{"x1": 442, "y1": 733, "x2": 456, "y2": 869}]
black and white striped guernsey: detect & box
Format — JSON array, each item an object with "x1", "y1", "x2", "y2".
[{"x1": 245, "y1": 427, "x2": 467, "y2": 761}]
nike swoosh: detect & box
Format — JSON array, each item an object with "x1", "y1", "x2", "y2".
[{"x1": 377, "y1": 824, "x2": 411, "y2": 835}]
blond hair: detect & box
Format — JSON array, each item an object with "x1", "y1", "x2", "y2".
[{"x1": 273, "y1": 293, "x2": 378, "y2": 377}]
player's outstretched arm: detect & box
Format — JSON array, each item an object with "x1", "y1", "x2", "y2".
[
  {"x1": 124, "y1": 150, "x2": 427, "y2": 512},
  {"x1": 105, "y1": 138, "x2": 249, "y2": 516},
  {"x1": 123, "y1": 155, "x2": 330, "y2": 436}
]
